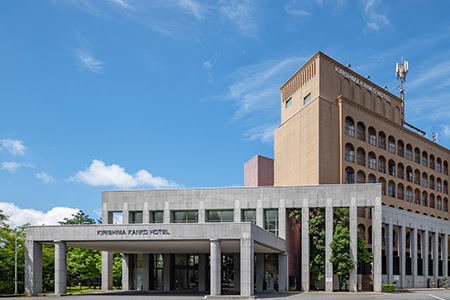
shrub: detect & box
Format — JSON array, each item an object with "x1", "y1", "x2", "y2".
[
  {"x1": 0, "y1": 281, "x2": 24, "y2": 294},
  {"x1": 382, "y1": 284, "x2": 395, "y2": 293}
]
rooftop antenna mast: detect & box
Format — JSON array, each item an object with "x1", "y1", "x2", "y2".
[{"x1": 396, "y1": 57, "x2": 408, "y2": 125}]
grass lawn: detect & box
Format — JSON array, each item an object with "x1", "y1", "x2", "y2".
[{"x1": 66, "y1": 286, "x2": 99, "y2": 294}]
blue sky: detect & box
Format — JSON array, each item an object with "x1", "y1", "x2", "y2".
[{"x1": 1, "y1": 0, "x2": 450, "y2": 225}]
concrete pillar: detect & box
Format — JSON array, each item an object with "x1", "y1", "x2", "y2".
[
  {"x1": 255, "y1": 253, "x2": 265, "y2": 292},
  {"x1": 240, "y1": 235, "x2": 254, "y2": 297},
  {"x1": 279, "y1": 200, "x2": 286, "y2": 239},
  {"x1": 372, "y1": 196, "x2": 382, "y2": 293},
  {"x1": 143, "y1": 202, "x2": 149, "y2": 223},
  {"x1": 412, "y1": 226, "x2": 418, "y2": 280},
  {"x1": 199, "y1": 201, "x2": 205, "y2": 223},
  {"x1": 122, "y1": 254, "x2": 130, "y2": 290},
  {"x1": 301, "y1": 202, "x2": 310, "y2": 292},
  {"x1": 234, "y1": 200, "x2": 241, "y2": 224},
  {"x1": 233, "y1": 253, "x2": 240, "y2": 293},
  {"x1": 444, "y1": 234, "x2": 448, "y2": 277},
  {"x1": 163, "y1": 254, "x2": 171, "y2": 291},
  {"x1": 198, "y1": 254, "x2": 207, "y2": 292},
  {"x1": 325, "y1": 200, "x2": 333, "y2": 292},
  {"x1": 102, "y1": 203, "x2": 113, "y2": 224},
  {"x1": 25, "y1": 241, "x2": 42, "y2": 294},
  {"x1": 164, "y1": 202, "x2": 170, "y2": 224},
  {"x1": 54, "y1": 241, "x2": 67, "y2": 295},
  {"x1": 278, "y1": 252, "x2": 288, "y2": 291},
  {"x1": 349, "y1": 198, "x2": 358, "y2": 292},
  {"x1": 143, "y1": 254, "x2": 150, "y2": 291},
  {"x1": 423, "y1": 229, "x2": 429, "y2": 279},
  {"x1": 210, "y1": 239, "x2": 221, "y2": 296},
  {"x1": 123, "y1": 202, "x2": 129, "y2": 224},
  {"x1": 433, "y1": 232, "x2": 439, "y2": 283},
  {"x1": 256, "y1": 200, "x2": 263, "y2": 228},
  {"x1": 399, "y1": 221, "x2": 406, "y2": 288},
  {"x1": 386, "y1": 219, "x2": 394, "y2": 284},
  {"x1": 102, "y1": 251, "x2": 113, "y2": 290}
]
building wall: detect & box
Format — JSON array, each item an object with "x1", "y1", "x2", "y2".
[{"x1": 244, "y1": 155, "x2": 274, "y2": 187}]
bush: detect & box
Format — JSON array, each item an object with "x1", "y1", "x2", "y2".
[
  {"x1": 382, "y1": 284, "x2": 395, "y2": 293},
  {"x1": 0, "y1": 281, "x2": 24, "y2": 294}
]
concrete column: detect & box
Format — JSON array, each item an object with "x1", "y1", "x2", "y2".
[
  {"x1": 412, "y1": 226, "x2": 418, "y2": 280},
  {"x1": 301, "y1": 202, "x2": 310, "y2": 292},
  {"x1": 372, "y1": 196, "x2": 382, "y2": 293},
  {"x1": 102, "y1": 251, "x2": 113, "y2": 290},
  {"x1": 423, "y1": 229, "x2": 429, "y2": 279},
  {"x1": 325, "y1": 200, "x2": 333, "y2": 292},
  {"x1": 164, "y1": 202, "x2": 170, "y2": 224},
  {"x1": 399, "y1": 221, "x2": 406, "y2": 288},
  {"x1": 444, "y1": 234, "x2": 448, "y2": 277},
  {"x1": 278, "y1": 252, "x2": 288, "y2": 291},
  {"x1": 25, "y1": 241, "x2": 42, "y2": 294},
  {"x1": 122, "y1": 203, "x2": 129, "y2": 224},
  {"x1": 122, "y1": 254, "x2": 130, "y2": 290},
  {"x1": 240, "y1": 235, "x2": 254, "y2": 297},
  {"x1": 233, "y1": 253, "x2": 240, "y2": 293},
  {"x1": 386, "y1": 219, "x2": 394, "y2": 284},
  {"x1": 433, "y1": 232, "x2": 439, "y2": 283},
  {"x1": 210, "y1": 239, "x2": 221, "y2": 296},
  {"x1": 143, "y1": 254, "x2": 150, "y2": 291},
  {"x1": 234, "y1": 200, "x2": 241, "y2": 224},
  {"x1": 198, "y1": 254, "x2": 207, "y2": 292},
  {"x1": 102, "y1": 203, "x2": 113, "y2": 224},
  {"x1": 143, "y1": 202, "x2": 149, "y2": 223},
  {"x1": 256, "y1": 200, "x2": 263, "y2": 228},
  {"x1": 279, "y1": 199, "x2": 286, "y2": 239},
  {"x1": 349, "y1": 198, "x2": 358, "y2": 292},
  {"x1": 199, "y1": 201, "x2": 205, "y2": 223},
  {"x1": 163, "y1": 254, "x2": 171, "y2": 291},
  {"x1": 54, "y1": 241, "x2": 67, "y2": 295},
  {"x1": 255, "y1": 253, "x2": 265, "y2": 292}
]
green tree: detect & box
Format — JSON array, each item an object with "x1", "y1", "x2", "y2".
[
  {"x1": 329, "y1": 224, "x2": 354, "y2": 290},
  {"x1": 59, "y1": 210, "x2": 96, "y2": 225}
]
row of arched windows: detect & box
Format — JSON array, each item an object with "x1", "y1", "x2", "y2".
[
  {"x1": 345, "y1": 117, "x2": 449, "y2": 175},
  {"x1": 345, "y1": 143, "x2": 449, "y2": 195},
  {"x1": 345, "y1": 167, "x2": 449, "y2": 213}
]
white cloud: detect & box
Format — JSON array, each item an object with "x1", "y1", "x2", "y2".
[
  {"x1": 0, "y1": 202, "x2": 79, "y2": 227},
  {"x1": 408, "y1": 60, "x2": 450, "y2": 91},
  {"x1": 176, "y1": 0, "x2": 207, "y2": 20},
  {"x1": 285, "y1": 8, "x2": 310, "y2": 16},
  {"x1": 0, "y1": 138, "x2": 26, "y2": 156},
  {"x1": 77, "y1": 49, "x2": 104, "y2": 73},
  {"x1": 108, "y1": 0, "x2": 132, "y2": 10},
  {"x1": 36, "y1": 172, "x2": 55, "y2": 183},
  {"x1": 243, "y1": 123, "x2": 278, "y2": 144},
  {"x1": 440, "y1": 125, "x2": 450, "y2": 137},
  {"x1": 364, "y1": 0, "x2": 389, "y2": 32},
  {"x1": 70, "y1": 159, "x2": 179, "y2": 189},
  {"x1": 203, "y1": 61, "x2": 212, "y2": 69},
  {"x1": 219, "y1": 0, "x2": 257, "y2": 37},
  {"x1": 1, "y1": 161, "x2": 33, "y2": 173}
]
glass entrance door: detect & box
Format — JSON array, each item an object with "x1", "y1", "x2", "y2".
[{"x1": 173, "y1": 254, "x2": 199, "y2": 291}]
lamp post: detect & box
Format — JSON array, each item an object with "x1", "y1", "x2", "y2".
[{"x1": 14, "y1": 227, "x2": 17, "y2": 295}]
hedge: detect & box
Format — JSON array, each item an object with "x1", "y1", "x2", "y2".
[
  {"x1": 0, "y1": 281, "x2": 24, "y2": 295},
  {"x1": 381, "y1": 284, "x2": 395, "y2": 293}
]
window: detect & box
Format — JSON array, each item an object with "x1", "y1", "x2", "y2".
[
  {"x1": 345, "y1": 117, "x2": 355, "y2": 136},
  {"x1": 397, "y1": 163, "x2": 404, "y2": 179},
  {"x1": 368, "y1": 153, "x2": 376, "y2": 170},
  {"x1": 414, "y1": 170, "x2": 420, "y2": 185},
  {"x1": 264, "y1": 209, "x2": 279, "y2": 235},
  {"x1": 357, "y1": 171, "x2": 366, "y2": 183},
  {"x1": 172, "y1": 210, "x2": 198, "y2": 223},
  {"x1": 437, "y1": 179, "x2": 442, "y2": 192},
  {"x1": 357, "y1": 122, "x2": 366, "y2": 141},
  {"x1": 444, "y1": 198, "x2": 448, "y2": 212},
  {"x1": 303, "y1": 93, "x2": 311, "y2": 105},
  {"x1": 422, "y1": 193, "x2": 428, "y2": 207},
  {"x1": 345, "y1": 167, "x2": 355, "y2": 184},
  {"x1": 430, "y1": 155, "x2": 435, "y2": 169},
  {"x1": 207, "y1": 210, "x2": 234, "y2": 222},
  {"x1": 406, "y1": 144, "x2": 413, "y2": 160},
  {"x1": 414, "y1": 190, "x2": 420, "y2": 205},
  {"x1": 422, "y1": 152, "x2": 428, "y2": 167},
  {"x1": 430, "y1": 176, "x2": 435, "y2": 190},
  {"x1": 378, "y1": 132, "x2": 386, "y2": 150},
  {"x1": 388, "y1": 136, "x2": 396, "y2": 153},
  {"x1": 414, "y1": 148, "x2": 420, "y2": 164},
  {"x1": 129, "y1": 211, "x2": 143, "y2": 224},
  {"x1": 388, "y1": 160, "x2": 395, "y2": 176},
  {"x1": 397, "y1": 184, "x2": 404, "y2": 200},
  {"x1": 345, "y1": 143, "x2": 355, "y2": 162},
  {"x1": 368, "y1": 174, "x2": 376, "y2": 183},
  {"x1": 437, "y1": 197, "x2": 442, "y2": 210},
  {"x1": 444, "y1": 161, "x2": 448, "y2": 175},
  {"x1": 379, "y1": 178, "x2": 386, "y2": 195},
  {"x1": 397, "y1": 140, "x2": 404, "y2": 157},
  {"x1": 388, "y1": 181, "x2": 395, "y2": 197},
  {"x1": 422, "y1": 173, "x2": 428, "y2": 188},
  {"x1": 437, "y1": 158, "x2": 442, "y2": 172},
  {"x1": 406, "y1": 167, "x2": 413, "y2": 182},
  {"x1": 285, "y1": 97, "x2": 292, "y2": 108},
  {"x1": 406, "y1": 187, "x2": 413, "y2": 202},
  {"x1": 445, "y1": 181, "x2": 448, "y2": 194},
  {"x1": 430, "y1": 194, "x2": 435, "y2": 208},
  {"x1": 378, "y1": 156, "x2": 386, "y2": 173},
  {"x1": 368, "y1": 127, "x2": 376, "y2": 145},
  {"x1": 150, "y1": 211, "x2": 164, "y2": 223},
  {"x1": 241, "y1": 209, "x2": 256, "y2": 224},
  {"x1": 357, "y1": 148, "x2": 365, "y2": 166}
]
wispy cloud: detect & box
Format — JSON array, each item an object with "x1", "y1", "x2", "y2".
[
  {"x1": 285, "y1": 7, "x2": 310, "y2": 16},
  {"x1": 1, "y1": 161, "x2": 33, "y2": 173},
  {"x1": 408, "y1": 60, "x2": 450, "y2": 91},
  {"x1": 243, "y1": 123, "x2": 278, "y2": 144},
  {"x1": 364, "y1": 0, "x2": 390, "y2": 32},
  {"x1": 76, "y1": 48, "x2": 104, "y2": 73},
  {"x1": 176, "y1": 0, "x2": 207, "y2": 20},
  {"x1": 36, "y1": 172, "x2": 55, "y2": 184},
  {"x1": 219, "y1": 0, "x2": 257, "y2": 37},
  {"x1": 108, "y1": 0, "x2": 132, "y2": 10},
  {"x1": 70, "y1": 159, "x2": 179, "y2": 189},
  {"x1": 440, "y1": 125, "x2": 450, "y2": 137},
  {"x1": 0, "y1": 138, "x2": 26, "y2": 156}
]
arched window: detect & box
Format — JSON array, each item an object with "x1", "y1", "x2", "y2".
[
  {"x1": 379, "y1": 177, "x2": 386, "y2": 195},
  {"x1": 378, "y1": 156, "x2": 386, "y2": 173},
  {"x1": 430, "y1": 155, "x2": 435, "y2": 169},
  {"x1": 444, "y1": 180, "x2": 448, "y2": 194},
  {"x1": 397, "y1": 163, "x2": 404, "y2": 179},
  {"x1": 357, "y1": 148, "x2": 365, "y2": 166},
  {"x1": 437, "y1": 178, "x2": 442, "y2": 192},
  {"x1": 358, "y1": 224, "x2": 366, "y2": 240},
  {"x1": 357, "y1": 170, "x2": 366, "y2": 183},
  {"x1": 388, "y1": 181, "x2": 396, "y2": 197},
  {"x1": 368, "y1": 127, "x2": 376, "y2": 146},
  {"x1": 430, "y1": 175, "x2": 435, "y2": 190},
  {"x1": 368, "y1": 174, "x2": 376, "y2": 183},
  {"x1": 368, "y1": 152, "x2": 376, "y2": 170},
  {"x1": 368, "y1": 226, "x2": 373, "y2": 244},
  {"x1": 345, "y1": 167, "x2": 355, "y2": 184},
  {"x1": 388, "y1": 160, "x2": 395, "y2": 176},
  {"x1": 345, "y1": 117, "x2": 355, "y2": 136},
  {"x1": 388, "y1": 136, "x2": 396, "y2": 153},
  {"x1": 378, "y1": 132, "x2": 386, "y2": 150},
  {"x1": 422, "y1": 151, "x2": 428, "y2": 167},
  {"x1": 406, "y1": 144, "x2": 413, "y2": 160},
  {"x1": 422, "y1": 173, "x2": 428, "y2": 188},
  {"x1": 414, "y1": 189, "x2": 420, "y2": 205},
  {"x1": 444, "y1": 161, "x2": 448, "y2": 175},
  {"x1": 406, "y1": 166, "x2": 413, "y2": 182},
  {"x1": 444, "y1": 198, "x2": 448, "y2": 212},
  {"x1": 397, "y1": 140, "x2": 404, "y2": 157},
  {"x1": 414, "y1": 170, "x2": 420, "y2": 185},
  {"x1": 406, "y1": 187, "x2": 413, "y2": 202},
  {"x1": 422, "y1": 192, "x2": 428, "y2": 207},
  {"x1": 437, "y1": 158, "x2": 442, "y2": 172},
  {"x1": 357, "y1": 122, "x2": 365, "y2": 141},
  {"x1": 345, "y1": 143, "x2": 355, "y2": 162},
  {"x1": 406, "y1": 232, "x2": 410, "y2": 249},
  {"x1": 414, "y1": 148, "x2": 420, "y2": 164},
  {"x1": 437, "y1": 196, "x2": 442, "y2": 210},
  {"x1": 430, "y1": 194, "x2": 435, "y2": 208},
  {"x1": 397, "y1": 184, "x2": 404, "y2": 200}
]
